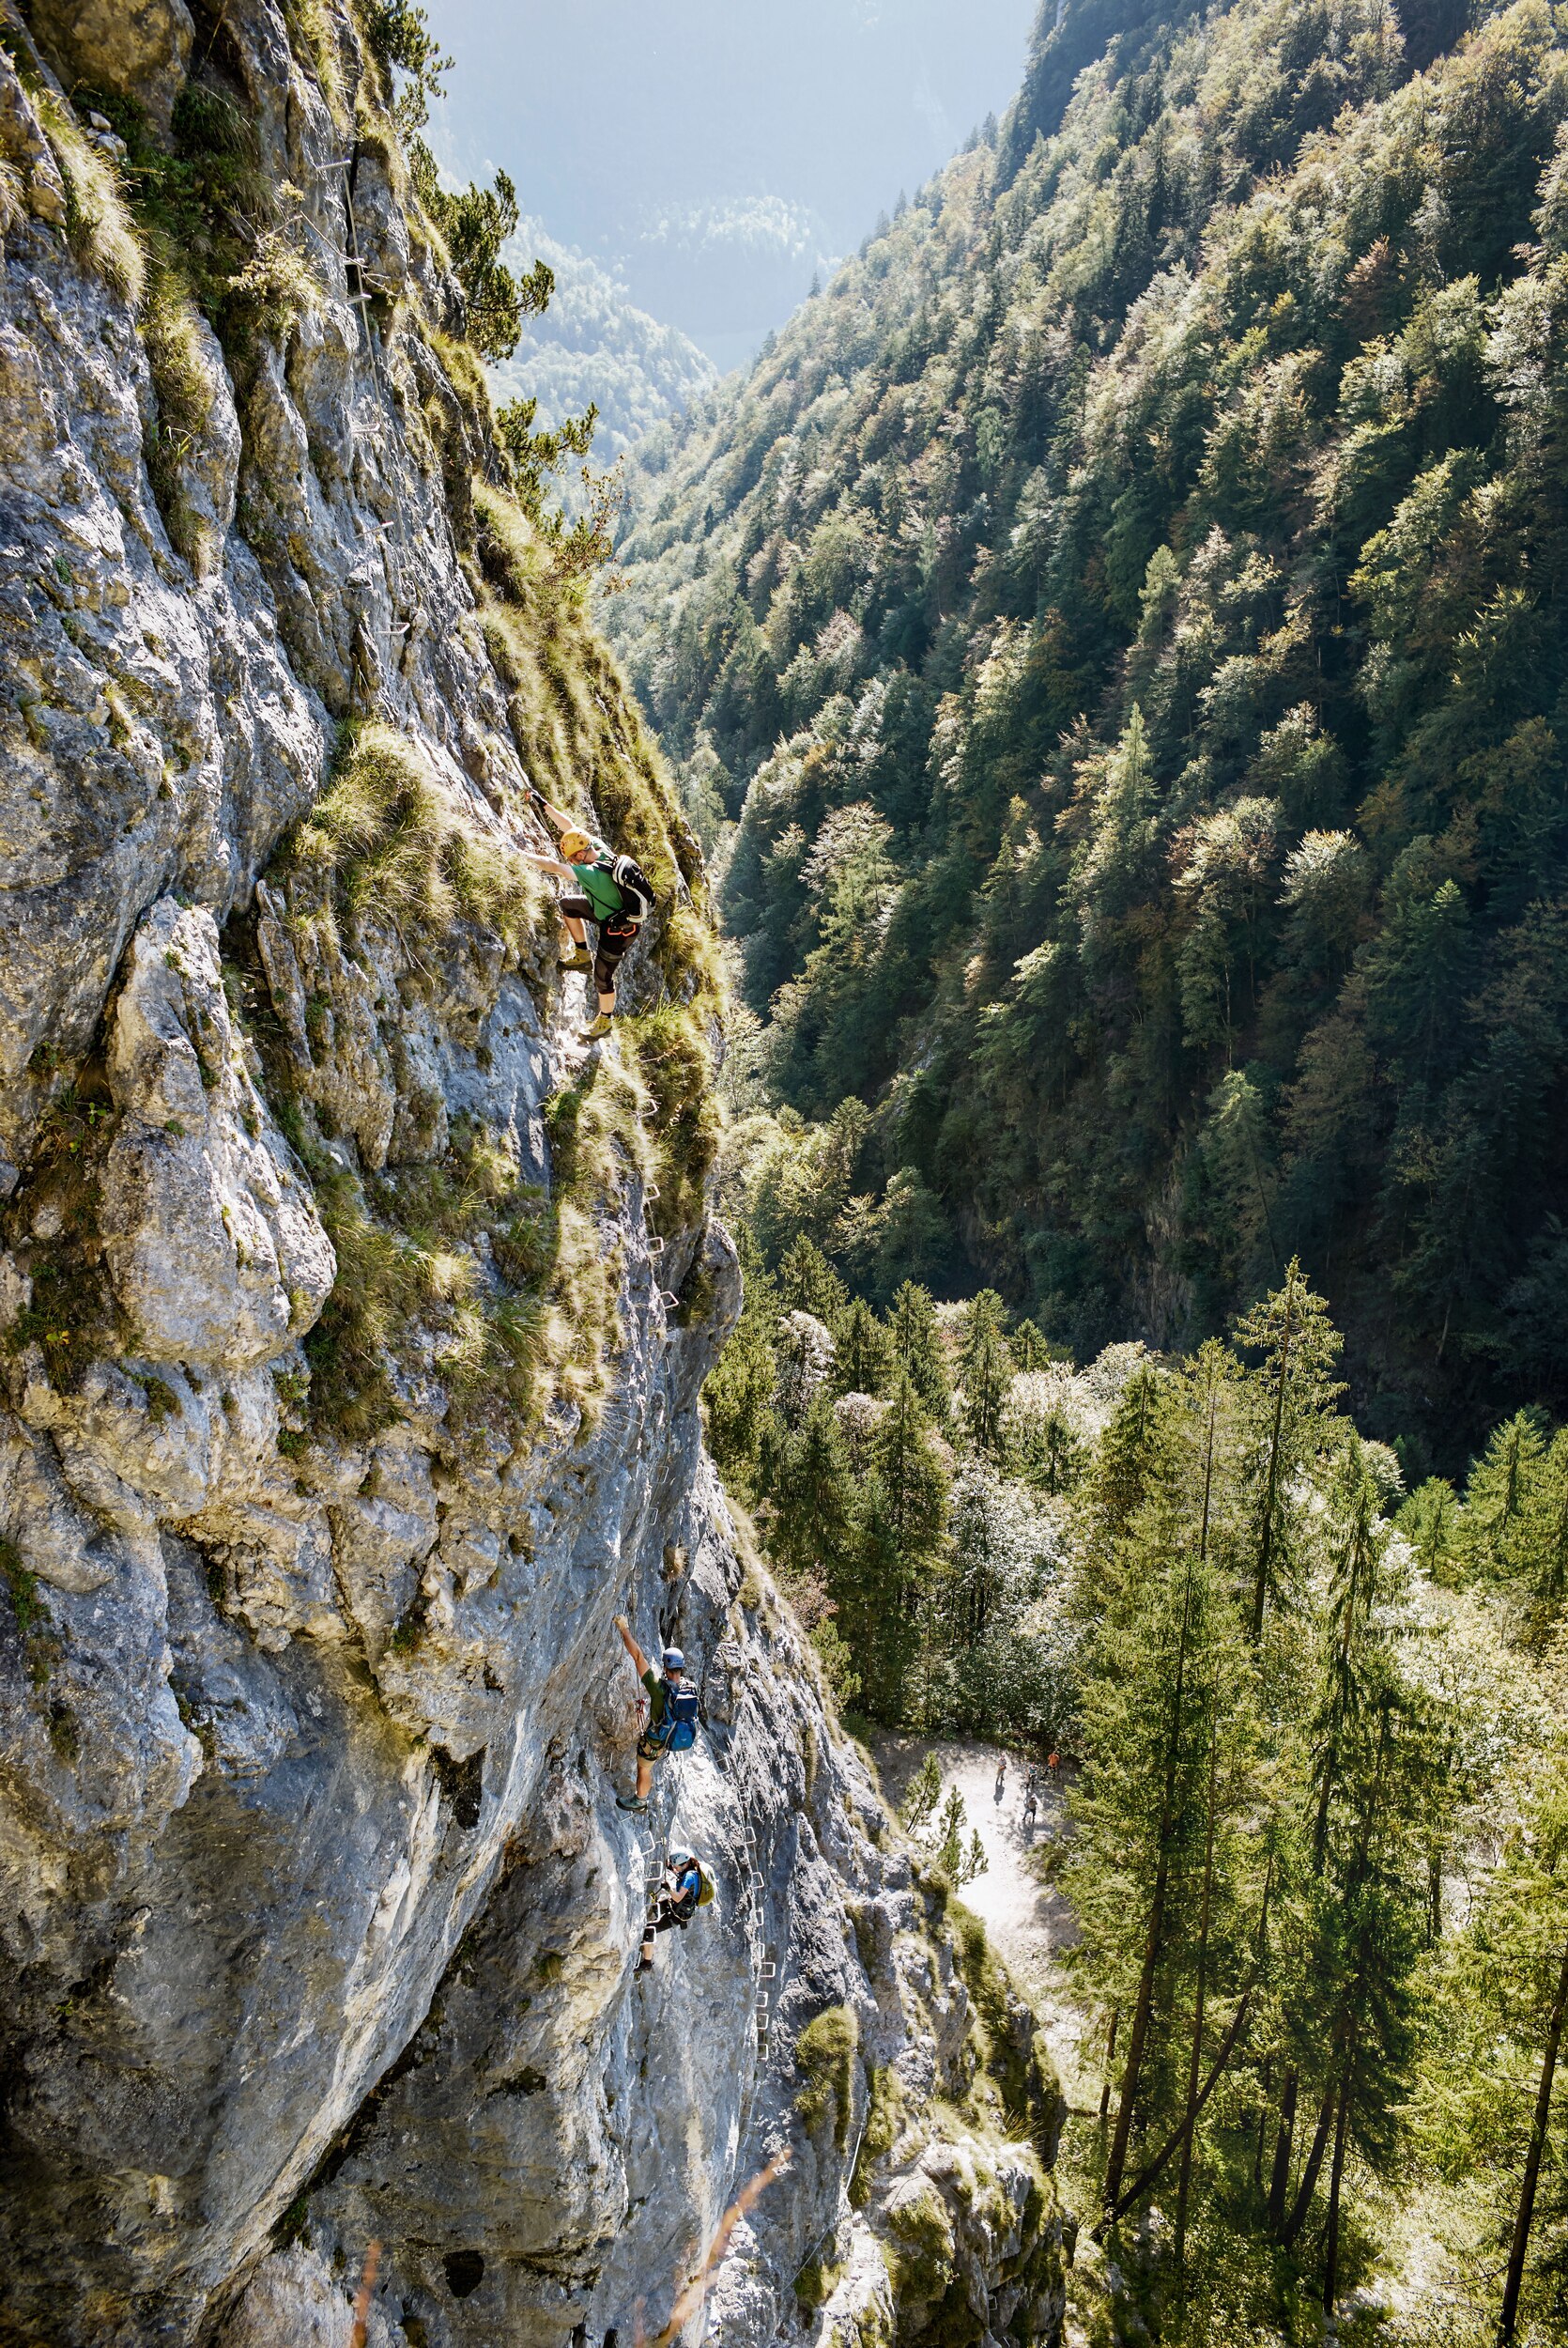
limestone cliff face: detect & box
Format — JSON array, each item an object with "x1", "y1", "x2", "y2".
[{"x1": 0, "y1": 7, "x2": 1067, "y2": 2344}]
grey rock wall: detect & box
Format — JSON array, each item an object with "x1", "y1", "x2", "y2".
[{"x1": 0, "y1": 7, "x2": 1067, "y2": 2344}]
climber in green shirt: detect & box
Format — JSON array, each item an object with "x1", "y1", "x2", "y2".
[
  {"x1": 613, "y1": 1613, "x2": 699, "y2": 1812},
  {"x1": 520, "y1": 787, "x2": 655, "y2": 1038}
]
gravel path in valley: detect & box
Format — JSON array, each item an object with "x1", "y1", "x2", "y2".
[{"x1": 870, "y1": 1733, "x2": 1100, "y2": 2106}]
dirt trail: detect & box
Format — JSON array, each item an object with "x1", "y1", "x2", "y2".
[{"x1": 871, "y1": 1734, "x2": 1099, "y2": 2106}]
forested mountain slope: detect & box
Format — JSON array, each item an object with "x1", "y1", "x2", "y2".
[{"x1": 606, "y1": 0, "x2": 1568, "y2": 1465}]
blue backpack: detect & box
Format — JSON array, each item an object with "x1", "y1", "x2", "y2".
[{"x1": 649, "y1": 1680, "x2": 699, "y2": 1753}]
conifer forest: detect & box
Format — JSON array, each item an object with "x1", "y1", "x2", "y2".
[{"x1": 601, "y1": 0, "x2": 1568, "y2": 2334}]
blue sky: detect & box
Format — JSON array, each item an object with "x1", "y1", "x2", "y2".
[{"x1": 424, "y1": 0, "x2": 1039, "y2": 372}]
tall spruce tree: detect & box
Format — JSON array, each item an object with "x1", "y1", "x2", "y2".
[
  {"x1": 834, "y1": 1295, "x2": 895, "y2": 1397},
  {"x1": 1089, "y1": 1362, "x2": 1176, "y2": 1552},
  {"x1": 961, "y1": 1290, "x2": 1013, "y2": 1459},
  {"x1": 776, "y1": 1232, "x2": 850, "y2": 1321},
  {"x1": 1233, "y1": 1260, "x2": 1345, "y2": 1640},
  {"x1": 770, "y1": 1389, "x2": 854, "y2": 1592},
  {"x1": 1465, "y1": 1410, "x2": 1548, "y2": 1586},
  {"x1": 837, "y1": 1365, "x2": 949, "y2": 1721},
  {"x1": 703, "y1": 1228, "x2": 778, "y2": 1492},
  {"x1": 889, "y1": 1280, "x2": 952, "y2": 1421},
  {"x1": 1077, "y1": 1343, "x2": 1258, "y2": 2216},
  {"x1": 1421, "y1": 1743, "x2": 1568, "y2": 2344}
]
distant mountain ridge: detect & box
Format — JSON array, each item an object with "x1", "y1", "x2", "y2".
[{"x1": 605, "y1": 0, "x2": 1568, "y2": 1462}]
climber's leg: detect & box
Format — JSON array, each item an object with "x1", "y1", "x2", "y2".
[
  {"x1": 617, "y1": 1748, "x2": 657, "y2": 1812},
  {"x1": 635, "y1": 1895, "x2": 675, "y2": 1975},
  {"x1": 585, "y1": 921, "x2": 637, "y2": 1035},
  {"x1": 558, "y1": 893, "x2": 593, "y2": 975}
]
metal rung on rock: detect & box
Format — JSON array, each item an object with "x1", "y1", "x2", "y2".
[
  {"x1": 759, "y1": 1962, "x2": 776, "y2": 1979},
  {"x1": 659, "y1": 1290, "x2": 680, "y2": 1310}
]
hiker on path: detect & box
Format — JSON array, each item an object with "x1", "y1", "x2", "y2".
[
  {"x1": 520, "y1": 787, "x2": 654, "y2": 1038},
  {"x1": 994, "y1": 1755, "x2": 1007, "y2": 1804},
  {"x1": 614, "y1": 1614, "x2": 699, "y2": 1813},
  {"x1": 635, "y1": 1846, "x2": 715, "y2": 1976},
  {"x1": 1022, "y1": 1769, "x2": 1038, "y2": 1833}
]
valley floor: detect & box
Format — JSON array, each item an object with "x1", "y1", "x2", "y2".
[
  {"x1": 869, "y1": 1736, "x2": 1088, "y2": 2097},
  {"x1": 867, "y1": 1736, "x2": 1517, "y2": 2348}
]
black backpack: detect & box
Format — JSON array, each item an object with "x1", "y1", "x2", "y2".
[{"x1": 609, "y1": 856, "x2": 655, "y2": 923}]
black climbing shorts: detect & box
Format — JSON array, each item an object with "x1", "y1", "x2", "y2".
[
  {"x1": 593, "y1": 917, "x2": 639, "y2": 999},
  {"x1": 560, "y1": 892, "x2": 594, "y2": 922},
  {"x1": 644, "y1": 1894, "x2": 696, "y2": 1939}
]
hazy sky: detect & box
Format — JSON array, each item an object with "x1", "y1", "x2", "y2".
[{"x1": 424, "y1": 0, "x2": 1039, "y2": 371}]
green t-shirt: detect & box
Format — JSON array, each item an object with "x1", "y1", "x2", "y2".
[
  {"x1": 642, "y1": 1664, "x2": 668, "y2": 1727},
  {"x1": 572, "y1": 860, "x2": 623, "y2": 921}
]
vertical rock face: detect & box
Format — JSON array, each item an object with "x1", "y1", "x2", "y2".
[{"x1": 0, "y1": 7, "x2": 1067, "y2": 2345}]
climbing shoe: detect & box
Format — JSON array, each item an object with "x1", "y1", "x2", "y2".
[
  {"x1": 617, "y1": 1792, "x2": 649, "y2": 1814},
  {"x1": 558, "y1": 950, "x2": 592, "y2": 974},
  {"x1": 633, "y1": 1954, "x2": 653, "y2": 1977},
  {"x1": 586, "y1": 1013, "x2": 613, "y2": 1040}
]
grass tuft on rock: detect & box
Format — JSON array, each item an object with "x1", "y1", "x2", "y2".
[
  {"x1": 794, "y1": 2250, "x2": 847, "y2": 2310},
  {"x1": 278, "y1": 0, "x2": 347, "y2": 125},
  {"x1": 141, "y1": 260, "x2": 219, "y2": 565},
  {"x1": 282, "y1": 723, "x2": 547, "y2": 958},
  {"x1": 298, "y1": 1116, "x2": 556, "y2": 1444},
  {"x1": 850, "y1": 2063, "x2": 905, "y2": 2206},
  {"x1": 620, "y1": 1003, "x2": 722, "y2": 1240},
  {"x1": 36, "y1": 88, "x2": 145, "y2": 303},
  {"x1": 794, "y1": 2002, "x2": 860, "y2": 2152},
  {"x1": 947, "y1": 1898, "x2": 1061, "y2": 2161},
  {"x1": 0, "y1": 1539, "x2": 57, "y2": 1692}
]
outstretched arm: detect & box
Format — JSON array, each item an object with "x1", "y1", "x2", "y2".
[
  {"x1": 519, "y1": 848, "x2": 578, "y2": 885},
  {"x1": 529, "y1": 788, "x2": 578, "y2": 836},
  {"x1": 614, "y1": 1613, "x2": 651, "y2": 1679}
]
